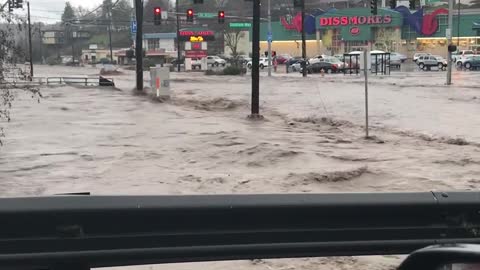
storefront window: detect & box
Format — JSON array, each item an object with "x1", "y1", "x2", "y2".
[{"x1": 148, "y1": 39, "x2": 160, "y2": 50}]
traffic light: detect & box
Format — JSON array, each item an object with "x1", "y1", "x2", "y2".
[
  {"x1": 186, "y1": 9, "x2": 194, "y2": 22},
  {"x1": 409, "y1": 0, "x2": 415, "y2": 9},
  {"x1": 15, "y1": 0, "x2": 22, "y2": 9},
  {"x1": 293, "y1": 0, "x2": 303, "y2": 8},
  {"x1": 154, "y1": 7, "x2": 161, "y2": 25},
  {"x1": 8, "y1": 0, "x2": 13, "y2": 12},
  {"x1": 218, "y1": 10, "x2": 225, "y2": 23},
  {"x1": 371, "y1": 0, "x2": 377, "y2": 15},
  {"x1": 389, "y1": 0, "x2": 396, "y2": 9}
]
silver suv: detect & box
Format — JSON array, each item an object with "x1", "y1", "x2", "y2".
[{"x1": 416, "y1": 55, "x2": 439, "y2": 70}]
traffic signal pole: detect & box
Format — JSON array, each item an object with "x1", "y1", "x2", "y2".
[
  {"x1": 301, "y1": 1, "x2": 307, "y2": 77},
  {"x1": 176, "y1": 0, "x2": 181, "y2": 72},
  {"x1": 250, "y1": 0, "x2": 261, "y2": 117},
  {"x1": 267, "y1": 0, "x2": 272, "y2": 77},
  {"x1": 27, "y1": 1, "x2": 33, "y2": 80},
  {"x1": 447, "y1": 0, "x2": 453, "y2": 85},
  {"x1": 134, "y1": 0, "x2": 143, "y2": 91}
]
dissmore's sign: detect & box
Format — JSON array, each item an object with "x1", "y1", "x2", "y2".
[{"x1": 319, "y1": 15, "x2": 392, "y2": 26}]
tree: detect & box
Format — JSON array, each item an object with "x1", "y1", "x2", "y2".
[
  {"x1": 0, "y1": 13, "x2": 41, "y2": 145},
  {"x1": 101, "y1": 0, "x2": 113, "y2": 21},
  {"x1": 61, "y1": 2, "x2": 76, "y2": 24},
  {"x1": 111, "y1": 0, "x2": 133, "y2": 28},
  {"x1": 224, "y1": 29, "x2": 245, "y2": 66}
]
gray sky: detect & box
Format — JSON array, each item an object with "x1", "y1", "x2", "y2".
[{"x1": 28, "y1": 0, "x2": 123, "y2": 23}]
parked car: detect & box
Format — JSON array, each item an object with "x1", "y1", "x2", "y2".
[
  {"x1": 416, "y1": 55, "x2": 440, "y2": 70},
  {"x1": 191, "y1": 58, "x2": 202, "y2": 69},
  {"x1": 322, "y1": 57, "x2": 348, "y2": 70},
  {"x1": 290, "y1": 60, "x2": 307, "y2": 72},
  {"x1": 390, "y1": 52, "x2": 407, "y2": 62},
  {"x1": 462, "y1": 55, "x2": 480, "y2": 70},
  {"x1": 433, "y1": 55, "x2": 448, "y2": 70},
  {"x1": 452, "y1": 50, "x2": 474, "y2": 64},
  {"x1": 286, "y1": 56, "x2": 303, "y2": 66},
  {"x1": 247, "y1": 57, "x2": 270, "y2": 69},
  {"x1": 237, "y1": 55, "x2": 251, "y2": 64},
  {"x1": 206, "y1": 56, "x2": 226, "y2": 67},
  {"x1": 308, "y1": 55, "x2": 330, "y2": 65},
  {"x1": 276, "y1": 54, "x2": 292, "y2": 64},
  {"x1": 333, "y1": 54, "x2": 345, "y2": 61},
  {"x1": 171, "y1": 58, "x2": 185, "y2": 65},
  {"x1": 389, "y1": 54, "x2": 402, "y2": 67},
  {"x1": 302, "y1": 62, "x2": 337, "y2": 74},
  {"x1": 413, "y1": 53, "x2": 431, "y2": 63}
]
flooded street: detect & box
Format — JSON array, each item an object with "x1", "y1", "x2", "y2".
[{"x1": 1, "y1": 65, "x2": 480, "y2": 197}]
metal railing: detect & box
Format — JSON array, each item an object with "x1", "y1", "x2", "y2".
[
  {"x1": 1, "y1": 76, "x2": 115, "y2": 87},
  {"x1": 0, "y1": 192, "x2": 479, "y2": 270}
]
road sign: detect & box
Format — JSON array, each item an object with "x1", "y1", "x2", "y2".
[
  {"x1": 267, "y1": 32, "x2": 272, "y2": 43},
  {"x1": 131, "y1": 20, "x2": 137, "y2": 34},
  {"x1": 198, "y1": 12, "x2": 216, "y2": 18},
  {"x1": 229, "y1": 22, "x2": 252, "y2": 28},
  {"x1": 446, "y1": 28, "x2": 451, "y2": 39}
]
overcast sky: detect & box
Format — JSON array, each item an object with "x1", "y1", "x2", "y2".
[{"x1": 27, "y1": 0, "x2": 130, "y2": 23}]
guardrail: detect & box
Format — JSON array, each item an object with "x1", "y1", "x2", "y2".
[
  {"x1": 0, "y1": 192, "x2": 479, "y2": 270},
  {"x1": 1, "y1": 76, "x2": 115, "y2": 87}
]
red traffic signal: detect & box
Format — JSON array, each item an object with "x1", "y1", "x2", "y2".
[
  {"x1": 218, "y1": 10, "x2": 225, "y2": 23},
  {"x1": 187, "y1": 9, "x2": 194, "y2": 22},
  {"x1": 154, "y1": 7, "x2": 162, "y2": 25}
]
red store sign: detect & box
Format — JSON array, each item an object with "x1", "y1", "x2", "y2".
[
  {"x1": 185, "y1": 50, "x2": 207, "y2": 58},
  {"x1": 320, "y1": 15, "x2": 392, "y2": 26}
]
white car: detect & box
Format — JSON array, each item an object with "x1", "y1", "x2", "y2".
[
  {"x1": 453, "y1": 50, "x2": 475, "y2": 67},
  {"x1": 247, "y1": 57, "x2": 270, "y2": 69},
  {"x1": 191, "y1": 58, "x2": 202, "y2": 69},
  {"x1": 308, "y1": 54, "x2": 328, "y2": 65},
  {"x1": 206, "y1": 56, "x2": 226, "y2": 67}
]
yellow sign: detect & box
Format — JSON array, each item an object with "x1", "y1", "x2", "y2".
[{"x1": 190, "y1": 36, "x2": 204, "y2": 42}]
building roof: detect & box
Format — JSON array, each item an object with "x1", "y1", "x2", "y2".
[{"x1": 143, "y1": 33, "x2": 176, "y2": 39}]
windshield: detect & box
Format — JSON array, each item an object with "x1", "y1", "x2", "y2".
[{"x1": 1, "y1": 1, "x2": 479, "y2": 270}]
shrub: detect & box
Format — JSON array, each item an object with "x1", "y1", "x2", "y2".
[
  {"x1": 222, "y1": 66, "x2": 243, "y2": 75},
  {"x1": 46, "y1": 57, "x2": 61, "y2": 65},
  {"x1": 143, "y1": 59, "x2": 154, "y2": 69}
]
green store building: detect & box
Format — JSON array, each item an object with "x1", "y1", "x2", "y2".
[{"x1": 255, "y1": 7, "x2": 480, "y2": 58}]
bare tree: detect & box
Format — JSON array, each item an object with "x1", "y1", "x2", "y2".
[
  {"x1": 0, "y1": 14, "x2": 41, "y2": 145},
  {"x1": 224, "y1": 29, "x2": 245, "y2": 66}
]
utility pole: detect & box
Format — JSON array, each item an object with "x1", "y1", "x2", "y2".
[
  {"x1": 135, "y1": 0, "x2": 143, "y2": 90},
  {"x1": 301, "y1": 0, "x2": 307, "y2": 77},
  {"x1": 176, "y1": 0, "x2": 181, "y2": 72},
  {"x1": 27, "y1": 1, "x2": 33, "y2": 79},
  {"x1": 446, "y1": 0, "x2": 453, "y2": 85},
  {"x1": 38, "y1": 25, "x2": 43, "y2": 64},
  {"x1": 250, "y1": 0, "x2": 261, "y2": 117},
  {"x1": 363, "y1": 50, "x2": 369, "y2": 138},
  {"x1": 69, "y1": 24, "x2": 75, "y2": 65},
  {"x1": 267, "y1": 0, "x2": 272, "y2": 77},
  {"x1": 457, "y1": 0, "x2": 460, "y2": 46},
  {"x1": 108, "y1": 6, "x2": 113, "y2": 63}
]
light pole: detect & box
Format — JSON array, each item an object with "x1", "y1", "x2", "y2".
[
  {"x1": 267, "y1": 0, "x2": 272, "y2": 77},
  {"x1": 446, "y1": 0, "x2": 453, "y2": 85}
]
